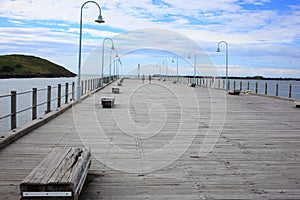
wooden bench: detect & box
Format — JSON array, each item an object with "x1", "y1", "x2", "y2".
[
  {"x1": 20, "y1": 147, "x2": 91, "y2": 200},
  {"x1": 295, "y1": 101, "x2": 300, "y2": 108},
  {"x1": 189, "y1": 83, "x2": 196, "y2": 87},
  {"x1": 229, "y1": 89, "x2": 241, "y2": 95},
  {"x1": 101, "y1": 97, "x2": 115, "y2": 108},
  {"x1": 117, "y1": 82, "x2": 122, "y2": 86},
  {"x1": 112, "y1": 88, "x2": 120, "y2": 94}
]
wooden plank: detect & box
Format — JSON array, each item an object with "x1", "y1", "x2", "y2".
[
  {"x1": 20, "y1": 147, "x2": 91, "y2": 199},
  {"x1": 0, "y1": 79, "x2": 299, "y2": 199}
]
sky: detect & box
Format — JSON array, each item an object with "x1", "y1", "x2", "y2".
[{"x1": 0, "y1": 0, "x2": 300, "y2": 77}]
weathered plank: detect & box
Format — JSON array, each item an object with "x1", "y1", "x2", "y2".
[
  {"x1": 0, "y1": 79, "x2": 299, "y2": 200},
  {"x1": 20, "y1": 147, "x2": 91, "y2": 199}
]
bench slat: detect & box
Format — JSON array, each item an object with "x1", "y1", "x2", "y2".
[{"x1": 20, "y1": 147, "x2": 91, "y2": 199}]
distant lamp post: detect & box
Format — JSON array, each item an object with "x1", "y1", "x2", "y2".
[
  {"x1": 172, "y1": 57, "x2": 179, "y2": 83},
  {"x1": 77, "y1": 0, "x2": 104, "y2": 102},
  {"x1": 188, "y1": 51, "x2": 196, "y2": 85},
  {"x1": 101, "y1": 38, "x2": 114, "y2": 87},
  {"x1": 109, "y1": 48, "x2": 116, "y2": 82},
  {"x1": 156, "y1": 64, "x2": 162, "y2": 80},
  {"x1": 217, "y1": 41, "x2": 229, "y2": 90},
  {"x1": 162, "y1": 60, "x2": 168, "y2": 81},
  {"x1": 115, "y1": 53, "x2": 122, "y2": 78}
]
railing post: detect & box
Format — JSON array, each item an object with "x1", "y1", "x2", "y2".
[
  {"x1": 276, "y1": 83, "x2": 279, "y2": 96},
  {"x1": 57, "y1": 84, "x2": 61, "y2": 108},
  {"x1": 65, "y1": 83, "x2": 69, "y2": 104},
  {"x1": 223, "y1": 80, "x2": 225, "y2": 89},
  {"x1": 46, "y1": 86, "x2": 51, "y2": 114},
  {"x1": 32, "y1": 88, "x2": 37, "y2": 120},
  {"x1": 240, "y1": 81, "x2": 243, "y2": 91},
  {"x1": 228, "y1": 80, "x2": 230, "y2": 90},
  {"x1": 247, "y1": 82, "x2": 250, "y2": 91},
  {"x1": 289, "y1": 84, "x2": 292, "y2": 98},
  {"x1": 81, "y1": 80, "x2": 84, "y2": 95},
  {"x1": 11, "y1": 91, "x2": 17, "y2": 130},
  {"x1": 255, "y1": 82, "x2": 258, "y2": 93},
  {"x1": 72, "y1": 82, "x2": 75, "y2": 101},
  {"x1": 265, "y1": 83, "x2": 268, "y2": 95},
  {"x1": 233, "y1": 81, "x2": 236, "y2": 90}
]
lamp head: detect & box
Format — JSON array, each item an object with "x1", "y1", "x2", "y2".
[
  {"x1": 111, "y1": 45, "x2": 115, "y2": 50},
  {"x1": 95, "y1": 14, "x2": 105, "y2": 23},
  {"x1": 216, "y1": 47, "x2": 221, "y2": 52}
]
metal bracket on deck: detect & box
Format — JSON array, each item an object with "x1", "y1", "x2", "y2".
[{"x1": 22, "y1": 191, "x2": 72, "y2": 197}]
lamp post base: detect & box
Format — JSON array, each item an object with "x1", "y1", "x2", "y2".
[{"x1": 76, "y1": 86, "x2": 81, "y2": 103}]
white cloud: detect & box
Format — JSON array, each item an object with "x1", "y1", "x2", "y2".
[{"x1": 0, "y1": 0, "x2": 300, "y2": 77}]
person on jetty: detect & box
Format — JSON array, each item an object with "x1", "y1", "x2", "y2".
[
  {"x1": 142, "y1": 74, "x2": 145, "y2": 83},
  {"x1": 149, "y1": 75, "x2": 152, "y2": 84}
]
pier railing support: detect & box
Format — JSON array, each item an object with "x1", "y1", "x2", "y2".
[
  {"x1": 57, "y1": 84, "x2": 61, "y2": 108},
  {"x1": 46, "y1": 86, "x2": 51, "y2": 114},
  {"x1": 11, "y1": 91, "x2": 17, "y2": 130},
  {"x1": 256, "y1": 82, "x2": 258, "y2": 94},
  {"x1": 65, "y1": 83, "x2": 69, "y2": 104},
  {"x1": 72, "y1": 82, "x2": 75, "y2": 101},
  {"x1": 289, "y1": 84, "x2": 292, "y2": 98},
  {"x1": 32, "y1": 88, "x2": 37, "y2": 120}
]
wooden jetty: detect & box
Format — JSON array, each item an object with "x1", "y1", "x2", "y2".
[{"x1": 0, "y1": 79, "x2": 300, "y2": 199}]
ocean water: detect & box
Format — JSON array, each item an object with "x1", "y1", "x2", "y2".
[
  {"x1": 0, "y1": 77, "x2": 299, "y2": 134},
  {"x1": 0, "y1": 76, "x2": 102, "y2": 134}
]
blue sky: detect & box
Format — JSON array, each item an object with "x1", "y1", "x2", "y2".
[{"x1": 0, "y1": 0, "x2": 300, "y2": 77}]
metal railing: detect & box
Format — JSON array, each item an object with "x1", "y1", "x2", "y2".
[
  {"x1": 0, "y1": 82, "x2": 75, "y2": 132},
  {"x1": 190, "y1": 77, "x2": 300, "y2": 100},
  {"x1": 153, "y1": 75, "x2": 300, "y2": 100},
  {"x1": 0, "y1": 76, "x2": 116, "y2": 134}
]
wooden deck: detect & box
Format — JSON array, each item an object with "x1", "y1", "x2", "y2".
[{"x1": 0, "y1": 79, "x2": 300, "y2": 199}]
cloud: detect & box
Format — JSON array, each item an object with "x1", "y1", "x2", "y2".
[{"x1": 0, "y1": 0, "x2": 300, "y2": 77}]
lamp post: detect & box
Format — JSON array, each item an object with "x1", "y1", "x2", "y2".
[
  {"x1": 162, "y1": 60, "x2": 168, "y2": 81},
  {"x1": 77, "y1": 0, "x2": 104, "y2": 102},
  {"x1": 115, "y1": 54, "x2": 122, "y2": 78},
  {"x1": 156, "y1": 64, "x2": 162, "y2": 80},
  {"x1": 109, "y1": 48, "x2": 116, "y2": 82},
  {"x1": 172, "y1": 57, "x2": 179, "y2": 83},
  {"x1": 217, "y1": 41, "x2": 229, "y2": 91},
  {"x1": 188, "y1": 50, "x2": 196, "y2": 85},
  {"x1": 101, "y1": 38, "x2": 114, "y2": 87}
]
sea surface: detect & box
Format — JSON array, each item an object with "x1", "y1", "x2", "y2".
[
  {"x1": 0, "y1": 77, "x2": 299, "y2": 134},
  {"x1": 0, "y1": 76, "x2": 98, "y2": 134}
]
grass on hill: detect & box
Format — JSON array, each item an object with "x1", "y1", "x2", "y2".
[{"x1": 0, "y1": 54, "x2": 76, "y2": 78}]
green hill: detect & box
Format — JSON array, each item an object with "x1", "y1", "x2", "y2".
[{"x1": 0, "y1": 54, "x2": 76, "y2": 78}]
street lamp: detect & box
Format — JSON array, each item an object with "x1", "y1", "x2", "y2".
[
  {"x1": 162, "y1": 60, "x2": 168, "y2": 81},
  {"x1": 217, "y1": 41, "x2": 229, "y2": 91},
  {"x1": 188, "y1": 50, "x2": 196, "y2": 85},
  {"x1": 101, "y1": 38, "x2": 114, "y2": 87},
  {"x1": 172, "y1": 57, "x2": 179, "y2": 83},
  {"x1": 109, "y1": 48, "x2": 116, "y2": 82},
  {"x1": 115, "y1": 53, "x2": 122, "y2": 78},
  {"x1": 156, "y1": 64, "x2": 162, "y2": 80},
  {"x1": 77, "y1": 0, "x2": 104, "y2": 102}
]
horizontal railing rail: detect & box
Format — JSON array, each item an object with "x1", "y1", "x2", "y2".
[
  {"x1": 152, "y1": 76, "x2": 300, "y2": 100},
  {"x1": 0, "y1": 76, "x2": 116, "y2": 134}
]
